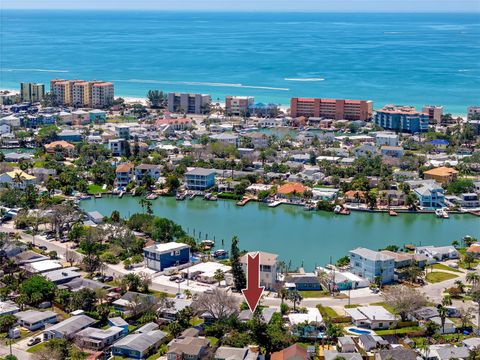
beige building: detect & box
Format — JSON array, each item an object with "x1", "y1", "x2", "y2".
[
  {"x1": 422, "y1": 105, "x2": 443, "y2": 124},
  {"x1": 240, "y1": 251, "x2": 278, "y2": 290},
  {"x1": 20, "y1": 83, "x2": 45, "y2": 103},
  {"x1": 50, "y1": 79, "x2": 114, "y2": 108}
]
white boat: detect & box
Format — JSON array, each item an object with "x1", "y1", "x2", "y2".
[
  {"x1": 146, "y1": 193, "x2": 158, "y2": 200},
  {"x1": 334, "y1": 205, "x2": 342, "y2": 214},
  {"x1": 118, "y1": 191, "x2": 124, "y2": 198},
  {"x1": 435, "y1": 208, "x2": 449, "y2": 218}
]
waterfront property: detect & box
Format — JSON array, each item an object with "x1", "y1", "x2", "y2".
[
  {"x1": 20, "y1": 82, "x2": 44, "y2": 103},
  {"x1": 50, "y1": 79, "x2": 114, "y2": 108},
  {"x1": 285, "y1": 272, "x2": 321, "y2": 291},
  {"x1": 135, "y1": 164, "x2": 161, "y2": 184},
  {"x1": 115, "y1": 162, "x2": 134, "y2": 188},
  {"x1": 423, "y1": 105, "x2": 443, "y2": 124},
  {"x1": 415, "y1": 245, "x2": 459, "y2": 263},
  {"x1": 225, "y1": 96, "x2": 254, "y2": 116},
  {"x1": 240, "y1": 251, "x2": 278, "y2": 290},
  {"x1": 349, "y1": 248, "x2": 395, "y2": 285},
  {"x1": 412, "y1": 181, "x2": 446, "y2": 209},
  {"x1": 374, "y1": 105, "x2": 429, "y2": 133},
  {"x1": 143, "y1": 242, "x2": 191, "y2": 272},
  {"x1": 424, "y1": 166, "x2": 459, "y2": 184},
  {"x1": 290, "y1": 97, "x2": 373, "y2": 121},
  {"x1": 185, "y1": 168, "x2": 216, "y2": 190}
]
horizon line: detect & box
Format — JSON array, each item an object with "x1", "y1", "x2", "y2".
[{"x1": 2, "y1": 8, "x2": 479, "y2": 13}]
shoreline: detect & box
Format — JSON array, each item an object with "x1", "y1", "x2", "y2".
[{"x1": 0, "y1": 88, "x2": 469, "y2": 117}]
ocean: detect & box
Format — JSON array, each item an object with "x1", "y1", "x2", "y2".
[{"x1": 1, "y1": 11, "x2": 479, "y2": 114}]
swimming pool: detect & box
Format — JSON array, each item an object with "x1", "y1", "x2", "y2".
[{"x1": 347, "y1": 327, "x2": 373, "y2": 335}]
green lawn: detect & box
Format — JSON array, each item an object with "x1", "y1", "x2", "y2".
[
  {"x1": 299, "y1": 290, "x2": 330, "y2": 298},
  {"x1": 344, "y1": 304, "x2": 361, "y2": 308},
  {"x1": 317, "y1": 305, "x2": 338, "y2": 318},
  {"x1": 375, "y1": 326, "x2": 423, "y2": 335},
  {"x1": 26, "y1": 341, "x2": 48, "y2": 353},
  {"x1": 426, "y1": 271, "x2": 458, "y2": 283},
  {"x1": 87, "y1": 184, "x2": 108, "y2": 194},
  {"x1": 431, "y1": 263, "x2": 462, "y2": 273},
  {"x1": 207, "y1": 337, "x2": 219, "y2": 347}
]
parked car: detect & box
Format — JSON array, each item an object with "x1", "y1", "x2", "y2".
[
  {"x1": 103, "y1": 275, "x2": 113, "y2": 282},
  {"x1": 27, "y1": 337, "x2": 41, "y2": 346},
  {"x1": 38, "y1": 246, "x2": 48, "y2": 251},
  {"x1": 175, "y1": 278, "x2": 185, "y2": 283},
  {"x1": 169, "y1": 275, "x2": 179, "y2": 282}
]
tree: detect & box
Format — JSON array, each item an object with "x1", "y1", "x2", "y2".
[
  {"x1": 425, "y1": 320, "x2": 440, "y2": 336},
  {"x1": 139, "y1": 272, "x2": 152, "y2": 293},
  {"x1": 464, "y1": 253, "x2": 476, "y2": 269},
  {"x1": 0, "y1": 314, "x2": 17, "y2": 332},
  {"x1": 19, "y1": 275, "x2": 55, "y2": 305},
  {"x1": 167, "y1": 321, "x2": 183, "y2": 338},
  {"x1": 442, "y1": 295, "x2": 452, "y2": 306},
  {"x1": 382, "y1": 285, "x2": 427, "y2": 321},
  {"x1": 122, "y1": 273, "x2": 141, "y2": 292},
  {"x1": 192, "y1": 288, "x2": 239, "y2": 321},
  {"x1": 69, "y1": 288, "x2": 97, "y2": 312},
  {"x1": 230, "y1": 236, "x2": 246, "y2": 292},
  {"x1": 455, "y1": 280, "x2": 466, "y2": 293},
  {"x1": 470, "y1": 287, "x2": 480, "y2": 331},
  {"x1": 286, "y1": 289, "x2": 303, "y2": 312},
  {"x1": 438, "y1": 305, "x2": 448, "y2": 334},
  {"x1": 214, "y1": 269, "x2": 225, "y2": 286},
  {"x1": 404, "y1": 262, "x2": 424, "y2": 284},
  {"x1": 467, "y1": 272, "x2": 480, "y2": 288}
]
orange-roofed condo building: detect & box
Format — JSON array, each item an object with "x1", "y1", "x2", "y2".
[
  {"x1": 50, "y1": 79, "x2": 114, "y2": 108},
  {"x1": 290, "y1": 97, "x2": 373, "y2": 121}
]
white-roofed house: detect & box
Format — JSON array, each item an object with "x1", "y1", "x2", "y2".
[
  {"x1": 344, "y1": 306, "x2": 397, "y2": 330},
  {"x1": 143, "y1": 242, "x2": 190, "y2": 272}
]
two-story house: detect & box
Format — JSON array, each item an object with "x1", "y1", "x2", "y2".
[
  {"x1": 143, "y1": 242, "x2": 190, "y2": 272},
  {"x1": 349, "y1": 247, "x2": 395, "y2": 285},
  {"x1": 240, "y1": 251, "x2": 278, "y2": 290},
  {"x1": 413, "y1": 182, "x2": 445, "y2": 209}
]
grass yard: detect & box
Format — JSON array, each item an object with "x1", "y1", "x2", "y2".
[
  {"x1": 317, "y1": 305, "x2": 338, "y2": 318},
  {"x1": 27, "y1": 341, "x2": 48, "y2": 353},
  {"x1": 426, "y1": 271, "x2": 458, "y2": 283},
  {"x1": 299, "y1": 290, "x2": 330, "y2": 298},
  {"x1": 431, "y1": 263, "x2": 462, "y2": 273},
  {"x1": 207, "y1": 337, "x2": 219, "y2": 347},
  {"x1": 87, "y1": 184, "x2": 108, "y2": 194},
  {"x1": 375, "y1": 326, "x2": 424, "y2": 335},
  {"x1": 369, "y1": 301, "x2": 396, "y2": 314}
]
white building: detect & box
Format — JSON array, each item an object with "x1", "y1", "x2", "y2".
[
  {"x1": 240, "y1": 251, "x2": 278, "y2": 290},
  {"x1": 375, "y1": 132, "x2": 399, "y2": 147},
  {"x1": 345, "y1": 306, "x2": 397, "y2": 330}
]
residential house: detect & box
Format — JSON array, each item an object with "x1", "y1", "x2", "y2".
[
  {"x1": 424, "y1": 166, "x2": 458, "y2": 184},
  {"x1": 108, "y1": 138, "x2": 127, "y2": 156},
  {"x1": 42, "y1": 267, "x2": 82, "y2": 285},
  {"x1": 426, "y1": 345, "x2": 469, "y2": 360},
  {"x1": 43, "y1": 315, "x2": 96, "y2": 340},
  {"x1": 0, "y1": 301, "x2": 19, "y2": 317},
  {"x1": 209, "y1": 133, "x2": 239, "y2": 147},
  {"x1": 379, "y1": 250, "x2": 427, "y2": 269},
  {"x1": 380, "y1": 145, "x2": 404, "y2": 158},
  {"x1": 159, "y1": 298, "x2": 192, "y2": 321},
  {"x1": 415, "y1": 246, "x2": 459, "y2": 263},
  {"x1": 337, "y1": 336, "x2": 357, "y2": 353},
  {"x1": 44, "y1": 140, "x2": 75, "y2": 155},
  {"x1": 112, "y1": 292, "x2": 157, "y2": 314},
  {"x1": 276, "y1": 182, "x2": 308, "y2": 200},
  {"x1": 285, "y1": 273, "x2": 321, "y2": 291},
  {"x1": 115, "y1": 162, "x2": 134, "y2": 188},
  {"x1": 349, "y1": 248, "x2": 395, "y2": 284},
  {"x1": 58, "y1": 129, "x2": 82, "y2": 142},
  {"x1": 429, "y1": 316, "x2": 456, "y2": 334},
  {"x1": 13, "y1": 251, "x2": 48, "y2": 267},
  {"x1": 345, "y1": 306, "x2": 397, "y2": 330},
  {"x1": 375, "y1": 348, "x2": 417, "y2": 360},
  {"x1": 241, "y1": 132, "x2": 269, "y2": 149},
  {"x1": 14, "y1": 310, "x2": 58, "y2": 331},
  {"x1": 238, "y1": 308, "x2": 277, "y2": 324},
  {"x1": 180, "y1": 261, "x2": 231, "y2": 284},
  {"x1": 413, "y1": 182, "x2": 445, "y2": 208},
  {"x1": 462, "y1": 337, "x2": 480, "y2": 351},
  {"x1": 71, "y1": 110, "x2": 90, "y2": 125},
  {"x1": 214, "y1": 346, "x2": 253, "y2": 360},
  {"x1": 460, "y1": 193, "x2": 480, "y2": 208},
  {"x1": 357, "y1": 334, "x2": 389, "y2": 351},
  {"x1": 116, "y1": 125, "x2": 130, "y2": 140},
  {"x1": 135, "y1": 164, "x2": 161, "y2": 184},
  {"x1": 89, "y1": 109, "x2": 107, "y2": 124},
  {"x1": 270, "y1": 344, "x2": 309, "y2": 360},
  {"x1": 185, "y1": 168, "x2": 216, "y2": 190},
  {"x1": 143, "y1": 242, "x2": 190, "y2": 272},
  {"x1": 0, "y1": 169, "x2": 36, "y2": 189},
  {"x1": 75, "y1": 326, "x2": 125, "y2": 350},
  {"x1": 375, "y1": 132, "x2": 399, "y2": 147},
  {"x1": 167, "y1": 336, "x2": 210, "y2": 360},
  {"x1": 112, "y1": 325, "x2": 167, "y2": 359},
  {"x1": 108, "y1": 317, "x2": 129, "y2": 336},
  {"x1": 240, "y1": 251, "x2": 278, "y2": 290},
  {"x1": 324, "y1": 351, "x2": 362, "y2": 360}
]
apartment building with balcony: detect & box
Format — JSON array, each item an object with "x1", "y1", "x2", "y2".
[
  {"x1": 50, "y1": 79, "x2": 114, "y2": 108},
  {"x1": 20, "y1": 82, "x2": 45, "y2": 102},
  {"x1": 225, "y1": 96, "x2": 254, "y2": 116},
  {"x1": 290, "y1": 97, "x2": 373, "y2": 121},
  {"x1": 167, "y1": 93, "x2": 211, "y2": 114},
  {"x1": 374, "y1": 105, "x2": 429, "y2": 133}
]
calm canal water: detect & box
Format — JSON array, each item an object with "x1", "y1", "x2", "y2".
[{"x1": 79, "y1": 196, "x2": 479, "y2": 270}]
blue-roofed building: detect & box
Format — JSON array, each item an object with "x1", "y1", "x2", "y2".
[
  {"x1": 108, "y1": 317, "x2": 129, "y2": 336},
  {"x1": 428, "y1": 139, "x2": 450, "y2": 150},
  {"x1": 143, "y1": 242, "x2": 190, "y2": 272},
  {"x1": 374, "y1": 105, "x2": 429, "y2": 133}
]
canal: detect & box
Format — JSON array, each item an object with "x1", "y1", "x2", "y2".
[{"x1": 79, "y1": 196, "x2": 480, "y2": 270}]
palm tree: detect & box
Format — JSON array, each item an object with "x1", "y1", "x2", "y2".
[
  {"x1": 467, "y1": 272, "x2": 480, "y2": 288},
  {"x1": 455, "y1": 280, "x2": 466, "y2": 293},
  {"x1": 442, "y1": 295, "x2": 452, "y2": 306},
  {"x1": 213, "y1": 269, "x2": 225, "y2": 286},
  {"x1": 438, "y1": 305, "x2": 448, "y2": 334},
  {"x1": 147, "y1": 90, "x2": 164, "y2": 109},
  {"x1": 12, "y1": 171, "x2": 25, "y2": 188}
]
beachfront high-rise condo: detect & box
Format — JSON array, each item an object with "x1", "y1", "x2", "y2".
[
  {"x1": 374, "y1": 105, "x2": 429, "y2": 133},
  {"x1": 20, "y1": 83, "x2": 45, "y2": 103},
  {"x1": 422, "y1": 105, "x2": 443, "y2": 124},
  {"x1": 167, "y1": 93, "x2": 211, "y2": 114},
  {"x1": 225, "y1": 96, "x2": 254, "y2": 116},
  {"x1": 50, "y1": 79, "x2": 114, "y2": 108},
  {"x1": 290, "y1": 98, "x2": 373, "y2": 121}
]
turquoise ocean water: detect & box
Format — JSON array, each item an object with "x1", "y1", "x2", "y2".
[{"x1": 1, "y1": 11, "x2": 479, "y2": 114}]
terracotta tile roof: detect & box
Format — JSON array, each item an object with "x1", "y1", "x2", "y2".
[
  {"x1": 271, "y1": 344, "x2": 308, "y2": 360},
  {"x1": 424, "y1": 166, "x2": 458, "y2": 177},
  {"x1": 116, "y1": 163, "x2": 134, "y2": 173},
  {"x1": 44, "y1": 140, "x2": 75, "y2": 150},
  {"x1": 277, "y1": 182, "x2": 308, "y2": 195}
]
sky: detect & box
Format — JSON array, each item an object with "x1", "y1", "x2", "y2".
[{"x1": 2, "y1": 0, "x2": 480, "y2": 12}]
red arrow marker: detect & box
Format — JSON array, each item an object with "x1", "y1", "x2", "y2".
[{"x1": 241, "y1": 252, "x2": 264, "y2": 312}]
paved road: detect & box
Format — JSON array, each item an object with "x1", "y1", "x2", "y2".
[{"x1": 4, "y1": 225, "x2": 479, "y2": 310}]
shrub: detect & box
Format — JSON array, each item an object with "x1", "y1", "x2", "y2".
[{"x1": 101, "y1": 252, "x2": 120, "y2": 264}]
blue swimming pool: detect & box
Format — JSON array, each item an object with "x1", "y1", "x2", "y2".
[{"x1": 347, "y1": 327, "x2": 372, "y2": 335}]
